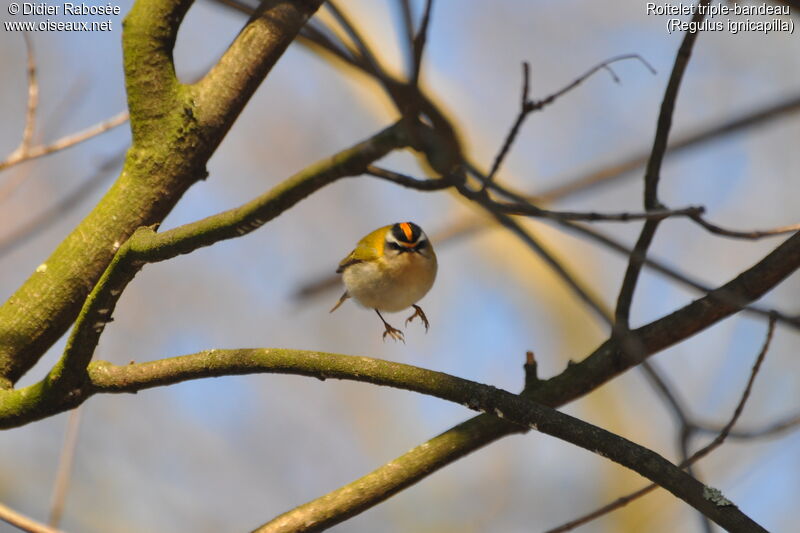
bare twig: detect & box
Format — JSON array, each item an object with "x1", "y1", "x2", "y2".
[
  {"x1": 20, "y1": 33, "x2": 39, "y2": 154},
  {"x1": 692, "y1": 214, "x2": 800, "y2": 240},
  {"x1": 483, "y1": 54, "x2": 654, "y2": 191},
  {"x1": 697, "y1": 411, "x2": 800, "y2": 440},
  {"x1": 687, "y1": 317, "x2": 776, "y2": 459},
  {"x1": 490, "y1": 199, "x2": 705, "y2": 222},
  {"x1": 410, "y1": 0, "x2": 434, "y2": 88},
  {"x1": 366, "y1": 165, "x2": 457, "y2": 190},
  {"x1": 395, "y1": 0, "x2": 415, "y2": 73},
  {"x1": 484, "y1": 61, "x2": 530, "y2": 186},
  {"x1": 372, "y1": 163, "x2": 705, "y2": 222},
  {"x1": 0, "y1": 501, "x2": 61, "y2": 533},
  {"x1": 546, "y1": 316, "x2": 777, "y2": 533},
  {"x1": 0, "y1": 33, "x2": 40, "y2": 205},
  {"x1": 0, "y1": 111, "x2": 129, "y2": 175},
  {"x1": 325, "y1": 1, "x2": 382, "y2": 75},
  {"x1": 615, "y1": 1, "x2": 709, "y2": 330}
]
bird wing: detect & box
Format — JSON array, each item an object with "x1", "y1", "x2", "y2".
[
  {"x1": 336, "y1": 252, "x2": 363, "y2": 273},
  {"x1": 335, "y1": 225, "x2": 388, "y2": 273}
]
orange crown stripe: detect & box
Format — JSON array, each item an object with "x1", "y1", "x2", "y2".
[{"x1": 400, "y1": 222, "x2": 413, "y2": 241}]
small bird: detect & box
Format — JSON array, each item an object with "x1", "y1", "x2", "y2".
[{"x1": 331, "y1": 222, "x2": 437, "y2": 342}]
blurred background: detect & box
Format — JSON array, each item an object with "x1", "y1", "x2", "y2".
[{"x1": 1, "y1": 1, "x2": 799, "y2": 531}]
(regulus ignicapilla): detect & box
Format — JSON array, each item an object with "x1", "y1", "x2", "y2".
[{"x1": 330, "y1": 222, "x2": 437, "y2": 342}]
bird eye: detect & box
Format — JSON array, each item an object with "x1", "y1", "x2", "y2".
[{"x1": 416, "y1": 240, "x2": 428, "y2": 250}]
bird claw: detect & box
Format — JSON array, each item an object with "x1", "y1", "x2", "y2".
[
  {"x1": 405, "y1": 305, "x2": 430, "y2": 332},
  {"x1": 382, "y1": 323, "x2": 405, "y2": 343}
]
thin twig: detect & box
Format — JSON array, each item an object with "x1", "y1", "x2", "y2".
[
  {"x1": 615, "y1": 1, "x2": 709, "y2": 330},
  {"x1": 365, "y1": 165, "x2": 457, "y2": 190},
  {"x1": 301, "y1": 21, "x2": 362, "y2": 68},
  {"x1": 545, "y1": 316, "x2": 777, "y2": 533},
  {"x1": 692, "y1": 214, "x2": 800, "y2": 240},
  {"x1": 20, "y1": 33, "x2": 38, "y2": 154},
  {"x1": 372, "y1": 164, "x2": 705, "y2": 222},
  {"x1": 48, "y1": 408, "x2": 82, "y2": 528},
  {"x1": 0, "y1": 111, "x2": 129, "y2": 174},
  {"x1": 484, "y1": 61, "x2": 531, "y2": 186},
  {"x1": 493, "y1": 200, "x2": 705, "y2": 222},
  {"x1": 483, "y1": 54, "x2": 654, "y2": 191},
  {"x1": 410, "y1": 0, "x2": 434, "y2": 88},
  {"x1": 395, "y1": 0, "x2": 415, "y2": 74},
  {"x1": 696, "y1": 411, "x2": 800, "y2": 440},
  {"x1": 0, "y1": 33, "x2": 40, "y2": 203},
  {"x1": 325, "y1": 1, "x2": 382, "y2": 75},
  {"x1": 0, "y1": 501, "x2": 61, "y2": 533},
  {"x1": 688, "y1": 316, "x2": 776, "y2": 460}
]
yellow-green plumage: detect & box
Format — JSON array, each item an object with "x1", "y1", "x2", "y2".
[{"x1": 336, "y1": 225, "x2": 390, "y2": 273}]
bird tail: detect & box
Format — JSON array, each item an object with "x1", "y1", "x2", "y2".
[{"x1": 330, "y1": 291, "x2": 350, "y2": 313}]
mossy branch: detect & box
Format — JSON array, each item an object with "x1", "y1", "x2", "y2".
[
  {"x1": 0, "y1": 0, "x2": 325, "y2": 385},
  {"x1": 0, "y1": 349, "x2": 765, "y2": 532},
  {"x1": 122, "y1": 0, "x2": 192, "y2": 145}
]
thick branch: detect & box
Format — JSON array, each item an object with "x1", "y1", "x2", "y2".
[
  {"x1": 122, "y1": 0, "x2": 192, "y2": 144},
  {"x1": 0, "y1": 350, "x2": 766, "y2": 532},
  {"x1": 0, "y1": 0, "x2": 325, "y2": 385}
]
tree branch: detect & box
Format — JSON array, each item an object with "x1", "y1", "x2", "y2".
[
  {"x1": 0, "y1": 349, "x2": 767, "y2": 532},
  {"x1": 615, "y1": 0, "x2": 709, "y2": 330},
  {"x1": 0, "y1": 112, "x2": 128, "y2": 174},
  {"x1": 0, "y1": 501, "x2": 61, "y2": 533}
]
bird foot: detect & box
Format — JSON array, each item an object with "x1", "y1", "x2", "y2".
[
  {"x1": 405, "y1": 304, "x2": 430, "y2": 332},
  {"x1": 382, "y1": 323, "x2": 405, "y2": 343}
]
